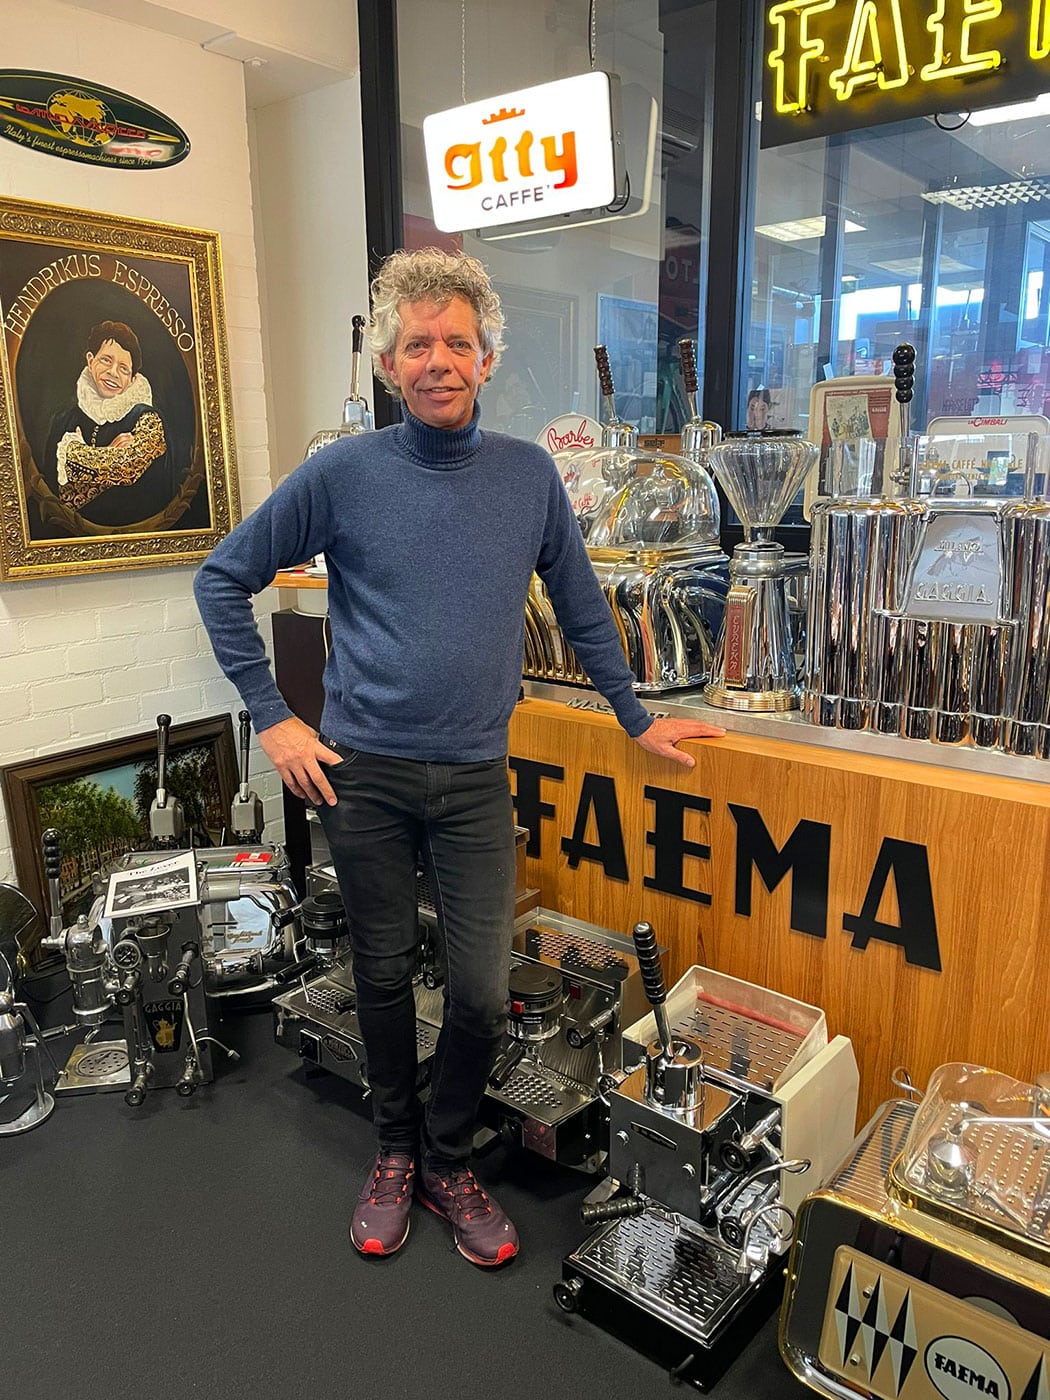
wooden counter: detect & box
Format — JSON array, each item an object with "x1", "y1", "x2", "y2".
[
  {"x1": 508, "y1": 697, "x2": 1050, "y2": 1122},
  {"x1": 268, "y1": 601, "x2": 1050, "y2": 1122}
]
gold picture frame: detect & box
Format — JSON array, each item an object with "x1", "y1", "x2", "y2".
[{"x1": 0, "y1": 195, "x2": 240, "y2": 579}]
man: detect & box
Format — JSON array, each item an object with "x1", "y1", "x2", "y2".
[
  {"x1": 41, "y1": 319, "x2": 170, "y2": 529},
  {"x1": 193, "y1": 247, "x2": 723, "y2": 1268}
]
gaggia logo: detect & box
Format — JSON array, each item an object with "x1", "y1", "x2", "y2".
[{"x1": 924, "y1": 1337, "x2": 1010, "y2": 1400}]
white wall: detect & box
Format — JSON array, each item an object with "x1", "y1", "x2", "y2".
[
  {"x1": 0, "y1": 0, "x2": 282, "y2": 891},
  {"x1": 251, "y1": 80, "x2": 371, "y2": 477}
]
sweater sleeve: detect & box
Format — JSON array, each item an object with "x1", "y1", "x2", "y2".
[
  {"x1": 193, "y1": 456, "x2": 335, "y2": 732},
  {"x1": 535, "y1": 462, "x2": 653, "y2": 737}
]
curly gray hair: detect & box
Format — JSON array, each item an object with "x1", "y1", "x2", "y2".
[{"x1": 369, "y1": 246, "x2": 505, "y2": 397}]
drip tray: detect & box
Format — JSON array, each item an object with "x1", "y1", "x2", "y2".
[
  {"x1": 488, "y1": 1058, "x2": 594, "y2": 1127},
  {"x1": 55, "y1": 1039, "x2": 130, "y2": 1094}
]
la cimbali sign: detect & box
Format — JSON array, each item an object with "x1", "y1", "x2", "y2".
[{"x1": 762, "y1": 0, "x2": 1050, "y2": 148}]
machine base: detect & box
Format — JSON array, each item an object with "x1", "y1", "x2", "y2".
[
  {"x1": 556, "y1": 1209, "x2": 785, "y2": 1391},
  {"x1": 53, "y1": 1039, "x2": 131, "y2": 1094}
]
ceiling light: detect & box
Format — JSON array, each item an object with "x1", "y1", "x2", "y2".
[
  {"x1": 924, "y1": 178, "x2": 1050, "y2": 211},
  {"x1": 968, "y1": 93, "x2": 1050, "y2": 126},
  {"x1": 872, "y1": 255, "x2": 975, "y2": 276},
  {"x1": 755, "y1": 216, "x2": 865, "y2": 242}
]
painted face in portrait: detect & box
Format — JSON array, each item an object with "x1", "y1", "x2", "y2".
[{"x1": 85, "y1": 338, "x2": 134, "y2": 398}]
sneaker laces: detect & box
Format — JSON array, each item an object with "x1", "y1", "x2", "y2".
[
  {"x1": 369, "y1": 1151, "x2": 414, "y2": 1206},
  {"x1": 433, "y1": 1167, "x2": 492, "y2": 1222}
]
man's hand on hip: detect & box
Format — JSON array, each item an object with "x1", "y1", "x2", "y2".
[
  {"x1": 633, "y1": 716, "x2": 725, "y2": 769},
  {"x1": 258, "y1": 716, "x2": 342, "y2": 805}
]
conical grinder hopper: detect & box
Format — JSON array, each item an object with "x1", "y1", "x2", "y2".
[{"x1": 707, "y1": 433, "x2": 817, "y2": 538}]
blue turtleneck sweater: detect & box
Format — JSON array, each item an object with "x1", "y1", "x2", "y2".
[{"x1": 193, "y1": 407, "x2": 652, "y2": 762}]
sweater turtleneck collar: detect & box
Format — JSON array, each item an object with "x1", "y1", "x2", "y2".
[{"x1": 396, "y1": 402, "x2": 481, "y2": 467}]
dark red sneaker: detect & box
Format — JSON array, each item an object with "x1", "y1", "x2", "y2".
[
  {"x1": 350, "y1": 1150, "x2": 415, "y2": 1256},
  {"x1": 417, "y1": 1164, "x2": 519, "y2": 1267}
]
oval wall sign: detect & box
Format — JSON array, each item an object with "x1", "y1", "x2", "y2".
[{"x1": 0, "y1": 70, "x2": 189, "y2": 169}]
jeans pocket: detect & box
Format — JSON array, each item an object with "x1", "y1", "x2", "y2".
[{"x1": 319, "y1": 733, "x2": 359, "y2": 765}]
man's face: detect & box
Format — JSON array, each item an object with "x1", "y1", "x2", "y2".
[
  {"x1": 380, "y1": 295, "x2": 493, "y2": 431},
  {"x1": 86, "y1": 339, "x2": 134, "y2": 398}
]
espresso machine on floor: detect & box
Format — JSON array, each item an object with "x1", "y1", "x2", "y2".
[
  {"x1": 481, "y1": 910, "x2": 669, "y2": 1174},
  {"x1": 271, "y1": 829, "x2": 540, "y2": 1093},
  {"x1": 555, "y1": 924, "x2": 859, "y2": 1391},
  {"x1": 781, "y1": 1062, "x2": 1050, "y2": 1400}
]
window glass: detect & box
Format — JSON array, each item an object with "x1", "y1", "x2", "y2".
[
  {"x1": 396, "y1": 0, "x2": 715, "y2": 438},
  {"x1": 744, "y1": 98, "x2": 1050, "y2": 480}
]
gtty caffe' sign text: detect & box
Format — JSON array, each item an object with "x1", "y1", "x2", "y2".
[
  {"x1": 762, "y1": 0, "x2": 1050, "y2": 148},
  {"x1": 423, "y1": 72, "x2": 619, "y2": 233}
]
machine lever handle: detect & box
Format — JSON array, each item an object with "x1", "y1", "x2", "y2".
[
  {"x1": 273, "y1": 953, "x2": 319, "y2": 985},
  {"x1": 167, "y1": 943, "x2": 199, "y2": 997},
  {"x1": 593, "y1": 344, "x2": 615, "y2": 399},
  {"x1": 631, "y1": 922, "x2": 666, "y2": 1006},
  {"x1": 677, "y1": 338, "x2": 699, "y2": 396}
]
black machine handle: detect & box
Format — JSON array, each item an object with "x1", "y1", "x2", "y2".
[
  {"x1": 593, "y1": 344, "x2": 615, "y2": 399},
  {"x1": 273, "y1": 953, "x2": 320, "y2": 985},
  {"x1": 155, "y1": 713, "x2": 171, "y2": 799},
  {"x1": 892, "y1": 342, "x2": 916, "y2": 404},
  {"x1": 167, "y1": 943, "x2": 199, "y2": 997},
  {"x1": 42, "y1": 827, "x2": 62, "y2": 883},
  {"x1": 677, "y1": 338, "x2": 699, "y2": 397},
  {"x1": 488, "y1": 1041, "x2": 526, "y2": 1091},
  {"x1": 631, "y1": 921, "x2": 666, "y2": 1007},
  {"x1": 238, "y1": 711, "x2": 252, "y2": 790},
  {"x1": 351, "y1": 314, "x2": 366, "y2": 357}
]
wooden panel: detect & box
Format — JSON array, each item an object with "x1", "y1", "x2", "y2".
[{"x1": 508, "y1": 698, "x2": 1050, "y2": 1121}]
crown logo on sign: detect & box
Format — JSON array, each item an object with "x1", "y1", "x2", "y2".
[{"x1": 483, "y1": 107, "x2": 525, "y2": 124}]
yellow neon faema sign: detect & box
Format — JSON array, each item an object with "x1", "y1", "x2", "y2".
[
  {"x1": 767, "y1": 0, "x2": 837, "y2": 115},
  {"x1": 767, "y1": 0, "x2": 1022, "y2": 119},
  {"x1": 1033, "y1": 0, "x2": 1050, "y2": 60},
  {"x1": 829, "y1": 0, "x2": 909, "y2": 102},
  {"x1": 920, "y1": 0, "x2": 1003, "y2": 82}
]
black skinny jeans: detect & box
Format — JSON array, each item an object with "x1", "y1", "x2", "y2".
[{"x1": 317, "y1": 742, "x2": 515, "y2": 1167}]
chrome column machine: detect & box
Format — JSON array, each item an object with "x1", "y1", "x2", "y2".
[
  {"x1": 38, "y1": 713, "x2": 299, "y2": 1103},
  {"x1": 781, "y1": 1062, "x2": 1050, "y2": 1400},
  {"x1": 555, "y1": 923, "x2": 859, "y2": 1390}
]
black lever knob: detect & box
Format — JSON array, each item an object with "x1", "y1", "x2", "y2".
[
  {"x1": 593, "y1": 345, "x2": 615, "y2": 399},
  {"x1": 892, "y1": 343, "x2": 915, "y2": 404},
  {"x1": 351, "y1": 314, "x2": 366, "y2": 354},
  {"x1": 631, "y1": 921, "x2": 666, "y2": 1007},
  {"x1": 42, "y1": 827, "x2": 62, "y2": 881},
  {"x1": 677, "y1": 338, "x2": 699, "y2": 396}
]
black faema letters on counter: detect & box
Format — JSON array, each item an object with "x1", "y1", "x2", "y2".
[{"x1": 509, "y1": 756, "x2": 942, "y2": 972}]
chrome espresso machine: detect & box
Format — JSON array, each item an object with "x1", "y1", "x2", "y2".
[
  {"x1": 555, "y1": 923, "x2": 859, "y2": 1391},
  {"x1": 525, "y1": 343, "x2": 729, "y2": 692},
  {"x1": 781, "y1": 1062, "x2": 1050, "y2": 1400}
]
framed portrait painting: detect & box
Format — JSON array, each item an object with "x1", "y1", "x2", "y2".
[{"x1": 0, "y1": 195, "x2": 240, "y2": 579}]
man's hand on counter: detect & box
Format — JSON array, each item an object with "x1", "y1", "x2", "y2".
[
  {"x1": 633, "y1": 716, "x2": 725, "y2": 768},
  {"x1": 258, "y1": 716, "x2": 342, "y2": 806}
]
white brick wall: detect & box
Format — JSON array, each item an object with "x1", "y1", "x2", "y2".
[{"x1": 0, "y1": 0, "x2": 285, "y2": 897}]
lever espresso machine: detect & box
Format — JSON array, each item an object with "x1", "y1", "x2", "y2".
[{"x1": 555, "y1": 922, "x2": 859, "y2": 1391}]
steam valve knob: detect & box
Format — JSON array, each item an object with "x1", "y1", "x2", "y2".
[
  {"x1": 167, "y1": 943, "x2": 199, "y2": 997},
  {"x1": 124, "y1": 1062, "x2": 152, "y2": 1107}
]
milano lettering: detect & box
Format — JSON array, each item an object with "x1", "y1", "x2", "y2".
[{"x1": 510, "y1": 756, "x2": 941, "y2": 972}]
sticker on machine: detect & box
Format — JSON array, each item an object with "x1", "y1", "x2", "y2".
[{"x1": 817, "y1": 1247, "x2": 1048, "y2": 1400}]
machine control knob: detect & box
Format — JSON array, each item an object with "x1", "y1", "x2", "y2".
[
  {"x1": 553, "y1": 1277, "x2": 584, "y2": 1314},
  {"x1": 681, "y1": 1163, "x2": 697, "y2": 1179},
  {"x1": 616, "y1": 1130, "x2": 630, "y2": 1146}
]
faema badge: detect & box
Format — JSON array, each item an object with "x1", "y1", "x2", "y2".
[
  {"x1": 0, "y1": 70, "x2": 189, "y2": 169},
  {"x1": 423, "y1": 72, "x2": 620, "y2": 233}
]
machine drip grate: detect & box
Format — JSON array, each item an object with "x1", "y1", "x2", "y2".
[
  {"x1": 834, "y1": 1101, "x2": 915, "y2": 1205},
  {"x1": 74, "y1": 1046, "x2": 129, "y2": 1077},
  {"x1": 675, "y1": 998, "x2": 804, "y2": 1090},
  {"x1": 306, "y1": 981, "x2": 356, "y2": 1015},
  {"x1": 576, "y1": 1210, "x2": 754, "y2": 1336},
  {"x1": 499, "y1": 1071, "x2": 565, "y2": 1110},
  {"x1": 416, "y1": 1024, "x2": 438, "y2": 1055},
  {"x1": 522, "y1": 926, "x2": 627, "y2": 973}
]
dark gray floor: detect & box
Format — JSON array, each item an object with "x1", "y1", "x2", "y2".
[{"x1": 5, "y1": 1004, "x2": 811, "y2": 1400}]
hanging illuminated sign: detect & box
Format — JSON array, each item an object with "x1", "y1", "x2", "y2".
[
  {"x1": 423, "y1": 72, "x2": 622, "y2": 233},
  {"x1": 761, "y1": 0, "x2": 1050, "y2": 149}
]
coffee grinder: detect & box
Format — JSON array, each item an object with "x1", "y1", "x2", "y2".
[{"x1": 704, "y1": 433, "x2": 817, "y2": 709}]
